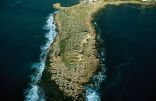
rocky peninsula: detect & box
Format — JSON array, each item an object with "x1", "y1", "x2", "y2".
[{"x1": 41, "y1": 0, "x2": 156, "y2": 101}]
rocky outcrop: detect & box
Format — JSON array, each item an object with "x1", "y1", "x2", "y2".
[
  {"x1": 44, "y1": 0, "x2": 155, "y2": 100},
  {"x1": 47, "y1": 1, "x2": 106, "y2": 100}
]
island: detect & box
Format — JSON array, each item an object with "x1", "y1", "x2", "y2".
[{"x1": 41, "y1": 0, "x2": 156, "y2": 101}]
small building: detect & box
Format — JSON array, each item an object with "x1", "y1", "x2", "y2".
[
  {"x1": 83, "y1": 0, "x2": 98, "y2": 3},
  {"x1": 142, "y1": 0, "x2": 156, "y2": 2}
]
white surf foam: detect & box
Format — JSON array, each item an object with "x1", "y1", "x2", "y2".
[
  {"x1": 85, "y1": 67, "x2": 106, "y2": 101},
  {"x1": 86, "y1": 88, "x2": 100, "y2": 101},
  {"x1": 85, "y1": 35, "x2": 106, "y2": 101},
  {"x1": 24, "y1": 13, "x2": 57, "y2": 101}
]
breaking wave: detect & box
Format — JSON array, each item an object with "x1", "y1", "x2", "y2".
[
  {"x1": 85, "y1": 28, "x2": 107, "y2": 101},
  {"x1": 24, "y1": 13, "x2": 57, "y2": 101},
  {"x1": 85, "y1": 64, "x2": 106, "y2": 101}
]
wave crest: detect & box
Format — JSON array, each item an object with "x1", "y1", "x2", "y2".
[{"x1": 24, "y1": 13, "x2": 57, "y2": 101}]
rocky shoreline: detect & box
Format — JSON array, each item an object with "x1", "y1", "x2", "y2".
[{"x1": 41, "y1": 0, "x2": 155, "y2": 101}]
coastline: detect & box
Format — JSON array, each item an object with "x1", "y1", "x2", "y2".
[
  {"x1": 42, "y1": 0, "x2": 156, "y2": 100},
  {"x1": 39, "y1": 13, "x2": 75, "y2": 101}
]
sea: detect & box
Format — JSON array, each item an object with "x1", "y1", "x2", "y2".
[
  {"x1": 0, "y1": 0, "x2": 156, "y2": 101},
  {"x1": 0, "y1": 0, "x2": 79, "y2": 101},
  {"x1": 96, "y1": 4, "x2": 156, "y2": 101}
]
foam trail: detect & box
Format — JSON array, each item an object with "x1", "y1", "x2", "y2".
[
  {"x1": 24, "y1": 13, "x2": 57, "y2": 101},
  {"x1": 86, "y1": 67, "x2": 106, "y2": 101},
  {"x1": 86, "y1": 34, "x2": 106, "y2": 101}
]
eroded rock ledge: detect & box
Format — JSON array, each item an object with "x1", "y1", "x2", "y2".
[
  {"x1": 44, "y1": 0, "x2": 155, "y2": 100},
  {"x1": 49, "y1": 1, "x2": 101, "y2": 99}
]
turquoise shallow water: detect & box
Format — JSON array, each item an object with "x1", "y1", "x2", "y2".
[
  {"x1": 96, "y1": 4, "x2": 156, "y2": 101},
  {"x1": 0, "y1": 0, "x2": 79, "y2": 100}
]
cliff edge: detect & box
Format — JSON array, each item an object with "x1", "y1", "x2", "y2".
[{"x1": 43, "y1": 0, "x2": 155, "y2": 100}]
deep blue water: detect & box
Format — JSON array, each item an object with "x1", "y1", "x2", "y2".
[
  {"x1": 96, "y1": 4, "x2": 156, "y2": 101},
  {"x1": 0, "y1": 0, "x2": 78, "y2": 101},
  {"x1": 1, "y1": 1, "x2": 156, "y2": 101}
]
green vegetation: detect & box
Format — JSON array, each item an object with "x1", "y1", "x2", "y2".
[{"x1": 44, "y1": 0, "x2": 156, "y2": 100}]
